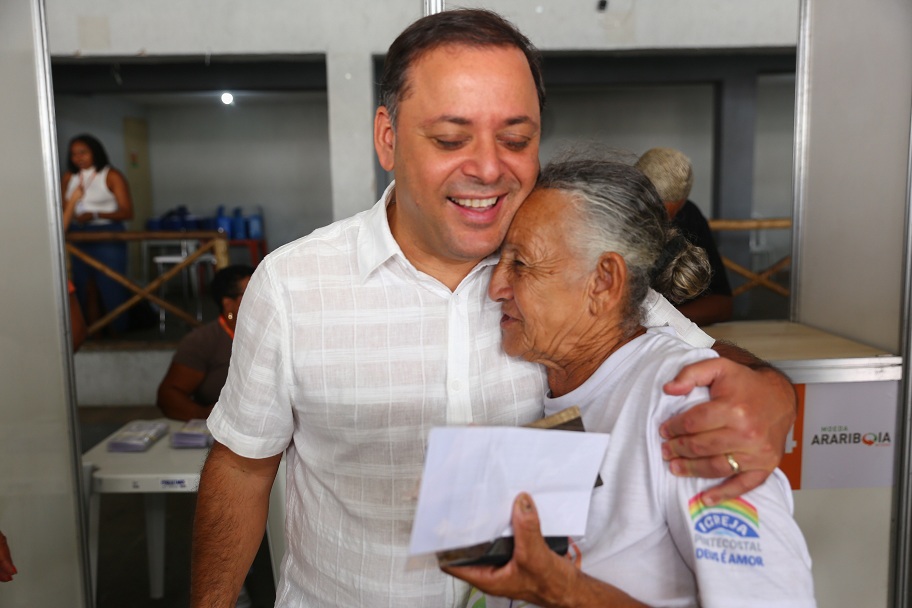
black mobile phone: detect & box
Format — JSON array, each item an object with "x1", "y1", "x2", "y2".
[{"x1": 437, "y1": 535, "x2": 569, "y2": 567}]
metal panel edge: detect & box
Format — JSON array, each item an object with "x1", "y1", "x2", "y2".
[
  {"x1": 31, "y1": 0, "x2": 92, "y2": 605},
  {"x1": 789, "y1": 0, "x2": 811, "y2": 323},
  {"x1": 777, "y1": 357, "x2": 903, "y2": 383},
  {"x1": 891, "y1": 31, "x2": 912, "y2": 606}
]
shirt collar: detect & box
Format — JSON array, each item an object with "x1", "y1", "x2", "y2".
[
  {"x1": 356, "y1": 180, "x2": 502, "y2": 284},
  {"x1": 356, "y1": 181, "x2": 400, "y2": 283}
]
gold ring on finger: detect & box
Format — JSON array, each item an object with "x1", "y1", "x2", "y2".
[{"x1": 725, "y1": 453, "x2": 741, "y2": 475}]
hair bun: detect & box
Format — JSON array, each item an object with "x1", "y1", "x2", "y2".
[{"x1": 651, "y1": 229, "x2": 711, "y2": 304}]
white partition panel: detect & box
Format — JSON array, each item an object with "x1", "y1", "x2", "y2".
[
  {"x1": 792, "y1": 0, "x2": 912, "y2": 353},
  {"x1": 791, "y1": 1, "x2": 912, "y2": 605},
  {"x1": 0, "y1": 0, "x2": 89, "y2": 606}
]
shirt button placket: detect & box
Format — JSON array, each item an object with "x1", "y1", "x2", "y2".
[{"x1": 445, "y1": 292, "x2": 472, "y2": 425}]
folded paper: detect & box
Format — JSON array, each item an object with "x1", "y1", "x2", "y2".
[{"x1": 408, "y1": 426, "x2": 610, "y2": 556}]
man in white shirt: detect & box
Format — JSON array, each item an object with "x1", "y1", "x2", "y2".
[{"x1": 191, "y1": 9, "x2": 797, "y2": 608}]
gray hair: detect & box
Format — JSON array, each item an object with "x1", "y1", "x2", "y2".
[
  {"x1": 635, "y1": 147, "x2": 694, "y2": 203},
  {"x1": 535, "y1": 156, "x2": 710, "y2": 334}
]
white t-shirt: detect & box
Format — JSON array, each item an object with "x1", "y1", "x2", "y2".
[
  {"x1": 209, "y1": 183, "x2": 717, "y2": 608},
  {"x1": 483, "y1": 327, "x2": 815, "y2": 608},
  {"x1": 66, "y1": 166, "x2": 117, "y2": 223}
]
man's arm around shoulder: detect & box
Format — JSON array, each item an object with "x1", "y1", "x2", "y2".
[
  {"x1": 191, "y1": 441, "x2": 282, "y2": 607},
  {"x1": 661, "y1": 341, "x2": 797, "y2": 505}
]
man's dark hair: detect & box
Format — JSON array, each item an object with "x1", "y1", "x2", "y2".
[
  {"x1": 210, "y1": 264, "x2": 255, "y2": 313},
  {"x1": 66, "y1": 133, "x2": 110, "y2": 172},
  {"x1": 378, "y1": 8, "x2": 546, "y2": 127}
]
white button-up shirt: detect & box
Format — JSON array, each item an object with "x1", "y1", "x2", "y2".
[{"x1": 209, "y1": 184, "x2": 548, "y2": 607}]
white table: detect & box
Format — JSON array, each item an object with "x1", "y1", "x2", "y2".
[{"x1": 81, "y1": 418, "x2": 209, "y2": 600}]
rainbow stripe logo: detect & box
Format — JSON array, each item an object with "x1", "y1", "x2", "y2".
[{"x1": 689, "y1": 494, "x2": 760, "y2": 538}]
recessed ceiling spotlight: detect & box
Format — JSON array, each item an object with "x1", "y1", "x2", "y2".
[{"x1": 221, "y1": 92, "x2": 234, "y2": 105}]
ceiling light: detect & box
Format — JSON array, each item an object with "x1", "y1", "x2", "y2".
[{"x1": 221, "y1": 92, "x2": 234, "y2": 105}]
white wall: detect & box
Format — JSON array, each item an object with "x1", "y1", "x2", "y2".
[
  {"x1": 55, "y1": 95, "x2": 148, "y2": 196},
  {"x1": 0, "y1": 1, "x2": 89, "y2": 606},
  {"x1": 541, "y1": 79, "x2": 796, "y2": 265},
  {"x1": 541, "y1": 84, "x2": 715, "y2": 212},
  {"x1": 146, "y1": 93, "x2": 333, "y2": 250},
  {"x1": 74, "y1": 350, "x2": 172, "y2": 406},
  {"x1": 793, "y1": 0, "x2": 912, "y2": 353},
  {"x1": 46, "y1": 0, "x2": 800, "y2": 222},
  {"x1": 45, "y1": 0, "x2": 799, "y2": 57}
]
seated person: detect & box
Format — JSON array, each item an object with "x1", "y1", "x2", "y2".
[
  {"x1": 636, "y1": 147, "x2": 733, "y2": 325},
  {"x1": 157, "y1": 265, "x2": 254, "y2": 421},
  {"x1": 445, "y1": 157, "x2": 815, "y2": 607}
]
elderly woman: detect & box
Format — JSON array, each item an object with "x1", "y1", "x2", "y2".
[{"x1": 446, "y1": 159, "x2": 815, "y2": 607}]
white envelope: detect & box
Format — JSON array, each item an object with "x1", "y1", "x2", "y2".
[{"x1": 408, "y1": 426, "x2": 610, "y2": 556}]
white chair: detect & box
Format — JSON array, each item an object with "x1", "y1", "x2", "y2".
[{"x1": 152, "y1": 240, "x2": 217, "y2": 333}]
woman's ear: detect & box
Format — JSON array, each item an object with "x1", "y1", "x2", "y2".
[
  {"x1": 374, "y1": 106, "x2": 396, "y2": 171},
  {"x1": 590, "y1": 252, "x2": 627, "y2": 313}
]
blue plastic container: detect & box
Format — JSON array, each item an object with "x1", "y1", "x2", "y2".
[
  {"x1": 215, "y1": 206, "x2": 232, "y2": 237},
  {"x1": 247, "y1": 213, "x2": 263, "y2": 240},
  {"x1": 162, "y1": 215, "x2": 183, "y2": 231},
  {"x1": 232, "y1": 207, "x2": 248, "y2": 240}
]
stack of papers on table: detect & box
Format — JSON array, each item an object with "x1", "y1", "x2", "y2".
[
  {"x1": 171, "y1": 419, "x2": 213, "y2": 448},
  {"x1": 106, "y1": 420, "x2": 169, "y2": 452}
]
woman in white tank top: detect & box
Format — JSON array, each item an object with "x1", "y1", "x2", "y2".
[{"x1": 62, "y1": 134, "x2": 134, "y2": 335}]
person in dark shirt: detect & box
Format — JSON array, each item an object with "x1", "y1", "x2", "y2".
[
  {"x1": 637, "y1": 147, "x2": 733, "y2": 325},
  {"x1": 156, "y1": 264, "x2": 254, "y2": 421}
]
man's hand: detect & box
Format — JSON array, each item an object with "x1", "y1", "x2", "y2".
[
  {"x1": 443, "y1": 494, "x2": 646, "y2": 608},
  {"x1": 661, "y1": 356, "x2": 797, "y2": 506}
]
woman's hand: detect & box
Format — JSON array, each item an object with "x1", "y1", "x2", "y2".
[
  {"x1": 660, "y1": 355, "x2": 796, "y2": 506},
  {"x1": 66, "y1": 185, "x2": 84, "y2": 207},
  {"x1": 443, "y1": 494, "x2": 647, "y2": 608}
]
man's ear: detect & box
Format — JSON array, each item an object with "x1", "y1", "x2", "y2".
[
  {"x1": 590, "y1": 252, "x2": 627, "y2": 313},
  {"x1": 374, "y1": 106, "x2": 396, "y2": 171}
]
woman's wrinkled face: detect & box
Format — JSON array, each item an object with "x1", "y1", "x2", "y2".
[{"x1": 488, "y1": 188, "x2": 594, "y2": 364}]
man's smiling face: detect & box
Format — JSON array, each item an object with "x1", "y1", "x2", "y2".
[{"x1": 375, "y1": 43, "x2": 542, "y2": 277}]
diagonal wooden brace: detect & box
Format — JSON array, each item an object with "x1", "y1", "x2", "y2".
[
  {"x1": 722, "y1": 255, "x2": 791, "y2": 298},
  {"x1": 66, "y1": 241, "x2": 220, "y2": 334}
]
